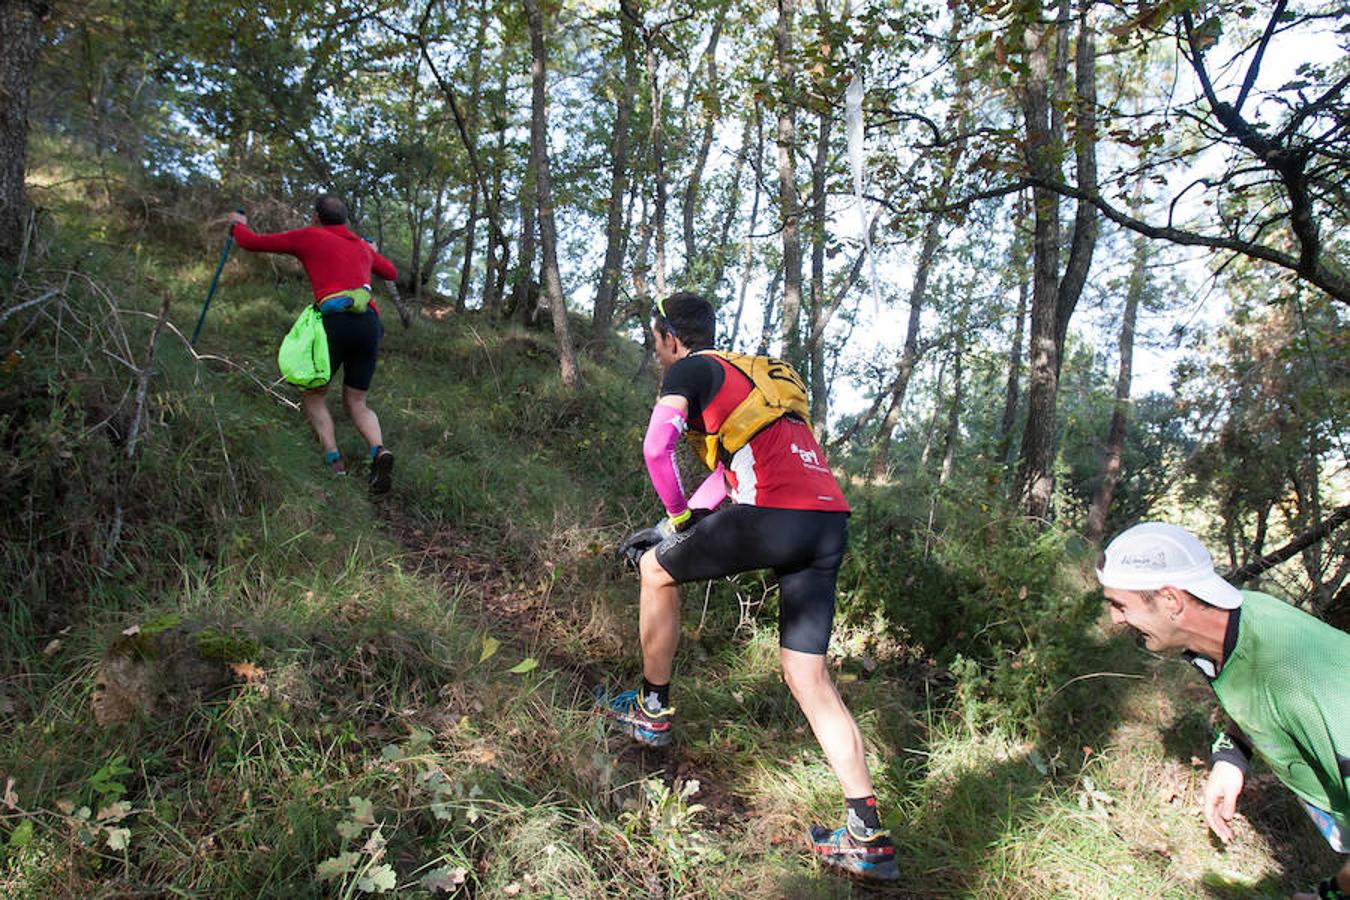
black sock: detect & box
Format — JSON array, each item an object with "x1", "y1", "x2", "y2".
[
  {"x1": 846, "y1": 796, "x2": 882, "y2": 834},
  {"x1": 641, "y1": 678, "x2": 669, "y2": 710}
]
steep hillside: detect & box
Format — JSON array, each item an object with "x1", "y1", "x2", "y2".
[{"x1": 1, "y1": 147, "x2": 1336, "y2": 898}]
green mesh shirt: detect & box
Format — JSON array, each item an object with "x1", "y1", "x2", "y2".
[{"x1": 1211, "y1": 590, "x2": 1350, "y2": 828}]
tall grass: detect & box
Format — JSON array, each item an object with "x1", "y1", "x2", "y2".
[{"x1": 1, "y1": 145, "x2": 1337, "y2": 897}]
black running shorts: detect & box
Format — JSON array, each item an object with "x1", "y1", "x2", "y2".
[
  {"x1": 653, "y1": 505, "x2": 849, "y2": 655},
  {"x1": 320, "y1": 308, "x2": 384, "y2": 391}
]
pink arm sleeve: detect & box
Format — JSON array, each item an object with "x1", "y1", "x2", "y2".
[
  {"x1": 642, "y1": 403, "x2": 688, "y2": 517},
  {"x1": 688, "y1": 464, "x2": 727, "y2": 510}
]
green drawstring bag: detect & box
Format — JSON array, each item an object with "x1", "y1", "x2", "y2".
[{"x1": 277, "y1": 307, "x2": 330, "y2": 388}]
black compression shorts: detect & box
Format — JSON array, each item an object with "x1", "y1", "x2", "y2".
[
  {"x1": 653, "y1": 505, "x2": 849, "y2": 655},
  {"x1": 321, "y1": 308, "x2": 384, "y2": 391}
]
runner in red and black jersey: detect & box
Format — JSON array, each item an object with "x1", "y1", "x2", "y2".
[
  {"x1": 228, "y1": 196, "x2": 398, "y2": 494},
  {"x1": 609, "y1": 292, "x2": 898, "y2": 883}
]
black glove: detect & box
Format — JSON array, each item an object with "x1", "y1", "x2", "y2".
[
  {"x1": 616, "y1": 509, "x2": 713, "y2": 568},
  {"x1": 617, "y1": 526, "x2": 664, "y2": 568}
]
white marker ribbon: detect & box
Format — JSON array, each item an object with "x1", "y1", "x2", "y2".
[{"x1": 846, "y1": 70, "x2": 882, "y2": 313}]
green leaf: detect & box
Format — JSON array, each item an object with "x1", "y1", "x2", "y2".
[
  {"x1": 507, "y1": 657, "x2": 538, "y2": 675},
  {"x1": 89, "y1": 755, "x2": 132, "y2": 802},
  {"x1": 407, "y1": 727, "x2": 433, "y2": 752},
  {"x1": 337, "y1": 820, "x2": 365, "y2": 840},
  {"x1": 421, "y1": 865, "x2": 468, "y2": 892},
  {"x1": 105, "y1": 827, "x2": 131, "y2": 851},
  {"x1": 96, "y1": 801, "x2": 132, "y2": 822},
  {"x1": 317, "y1": 851, "x2": 360, "y2": 881},
  {"x1": 379, "y1": 743, "x2": 404, "y2": 762},
  {"x1": 478, "y1": 636, "x2": 500, "y2": 663},
  {"x1": 349, "y1": 796, "x2": 375, "y2": 824},
  {"x1": 6, "y1": 819, "x2": 33, "y2": 850},
  {"x1": 356, "y1": 862, "x2": 397, "y2": 893}
]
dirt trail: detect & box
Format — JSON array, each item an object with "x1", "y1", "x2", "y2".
[
  {"x1": 380, "y1": 506, "x2": 751, "y2": 815},
  {"x1": 380, "y1": 505, "x2": 935, "y2": 896}
]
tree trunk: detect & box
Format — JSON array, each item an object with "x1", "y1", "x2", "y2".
[
  {"x1": 1084, "y1": 226, "x2": 1145, "y2": 543},
  {"x1": 806, "y1": 78, "x2": 833, "y2": 441},
  {"x1": 0, "y1": 0, "x2": 45, "y2": 263},
  {"x1": 524, "y1": 0, "x2": 579, "y2": 389},
  {"x1": 644, "y1": 30, "x2": 669, "y2": 301},
  {"x1": 866, "y1": 7, "x2": 970, "y2": 476},
  {"x1": 1013, "y1": 3, "x2": 1063, "y2": 521},
  {"x1": 940, "y1": 331, "x2": 965, "y2": 485},
  {"x1": 483, "y1": 68, "x2": 510, "y2": 317},
  {"x1": 774, "y1": 0, "x2": 804, "y2": 371},
  {"x1": 708, "y1": 115, "x2": 749, "y2": 293},
  {"x1": 728, "y1": 108, "x2": 766, "y2": 351},
  {"x1": 592, "y1": 0, "x2": 640, "y2": 337},
  {"x1": 423, "y1": 183, "x2": 453, "y2": 294},
  {"x1": 919, "y1": 354, "x2": 949, "y2": 471},
  {"x1": 407, "y1": 201, "x2": 426, "y2": 303},
  {"x1": 455, "y1": 4, "x2": 488, "y2": 314},
  {"x1": 1015, "y1": 0, "x2": 1098, "y2": 522},
  {"x1": 1054, "y1": 2, "x2": 1099, "y2": 361},
  {"x1": 456, "y1": 181, "x2": 479, "y2": 313},
  {"x1": 681, "y1": 9, "x2": 725, "y2": 277},
  {"x1": 631, "y1": 194, "x2": 656, "y2": 376},
  {"x1": 511, "y1": 147, "x2": 537, "y2": 325},
  {"x1": 867, "y1": 201, "x2": 943, "y2": 479},
  {"x1": 756, "y1": 265, "x2": 783, "y2": 356},
  {"x1": 996, "y1": 192, "x2": 1030, "y2": 467},
  {"x1": 381, "y1": 277, "x2": 415, "y2": 330}
]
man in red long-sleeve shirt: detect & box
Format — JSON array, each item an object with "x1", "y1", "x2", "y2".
[{"x1": 229, "y1": 196, "x2": 399, "y2": 494}]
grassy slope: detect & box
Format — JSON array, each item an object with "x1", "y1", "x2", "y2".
[{"x1": 0, "y1": 147, "x2": 1337, "y2": 898}]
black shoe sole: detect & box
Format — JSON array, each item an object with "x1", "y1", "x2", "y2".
[{"x1": 369, "y1": 451, "x2": 394, "y2": 495}]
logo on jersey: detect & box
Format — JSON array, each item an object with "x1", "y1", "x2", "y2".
[
  {"x1": 789, "y1": 441, "x2": 831, "y2": 474},
  {"x1": 789, "y1": 442, "x2": 820, "y2": 467}
]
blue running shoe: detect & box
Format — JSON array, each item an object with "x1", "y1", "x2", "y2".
[
  {"x1": 808, "y1": 824, "x2": 899, "y2": 882},
  {"x1": 597, "y1": 686, "x2": 674, "y2": 747}
]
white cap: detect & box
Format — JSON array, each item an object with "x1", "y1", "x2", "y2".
[{"x1": 1097, "y1": 522, "x2": 1243, "y2": 609}]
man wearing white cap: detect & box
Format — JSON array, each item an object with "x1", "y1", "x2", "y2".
[{"x1": 1097, "y1": 522, "x2": 1350, "y2": 900}]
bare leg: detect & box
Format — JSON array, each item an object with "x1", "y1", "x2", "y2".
[
  {"x1": 342, "y1": 386, "x2": 384, "y2": 451},
  {"x1": 781, "y1": 647, "x2": 875, "y2": 798},
  {"x1": 638, "y1": 550, "x2": 681, "y2": 684},
  {"x1": 302, "y1": 386, "x2": 337, "y2": 454}
]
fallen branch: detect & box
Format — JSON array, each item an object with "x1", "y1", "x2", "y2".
[
  {"x1": 1231, "y1": 503, "x2": 1350, "y2": 583},
  {"x1": 118, "y1": 310, "x2": 300, "y2": 410},
  {"x1": 0, "y1": 288, "x2": 62, "y2": 327},
  {"x1": 1043, "y1": 671, "x2": 1146, "y2": 706},
  {"x1": 125, "y1": 295, "x2": 174, "y2": 460}
]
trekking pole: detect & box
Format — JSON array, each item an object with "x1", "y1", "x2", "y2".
[{"x1": 191, "y1": 207, "x2": 244, "y2": 346}]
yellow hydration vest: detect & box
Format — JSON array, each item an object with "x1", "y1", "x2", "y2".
[{"x1": 686, "y1": 350, "x2": 812, "y2": 470}]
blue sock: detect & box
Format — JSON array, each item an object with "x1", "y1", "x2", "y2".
[
  {"x1": 370, "y1": 445, "x2": 384, "y2": 459},
  {"x1": 324, "y1": 449, "x2": 341, "y2": 465}
]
